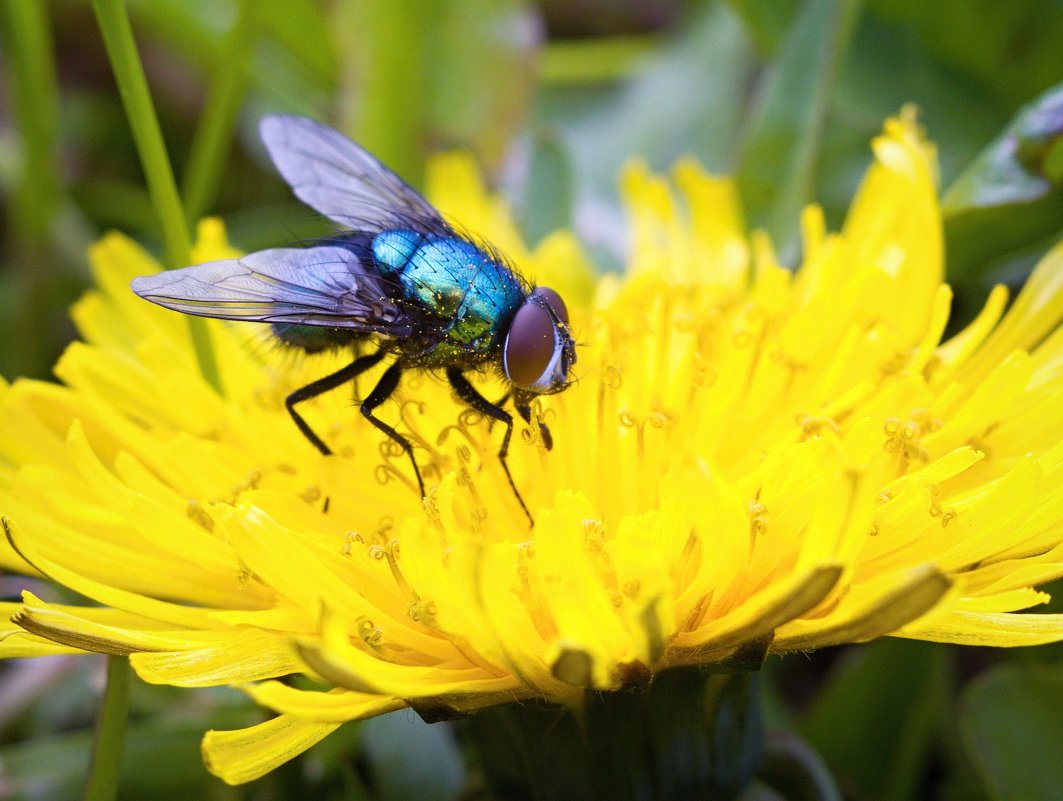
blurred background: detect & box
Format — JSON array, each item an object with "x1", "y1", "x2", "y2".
[{"x1": 1, "y1": 1, "x2": 1063, "y2": 799}]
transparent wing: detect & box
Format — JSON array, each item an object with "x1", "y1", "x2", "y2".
[
  {"x1": 131, "y1": 246, "x2": 415, "y2": 335},
  {"x1": 260, "y1": 114, "x2": 445, "y2": 231}
]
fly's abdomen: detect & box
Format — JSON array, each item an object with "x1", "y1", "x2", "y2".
[
  {"x1": 270, "y1": 323, "x2": 366, "y2": 353},
  {"x1": 372, "y1": 230, "x2": 526, "y2": 363}
]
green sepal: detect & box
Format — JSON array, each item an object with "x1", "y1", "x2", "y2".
[{"x1": 466, "y1": 667, "x2": 764, "y2": 801}]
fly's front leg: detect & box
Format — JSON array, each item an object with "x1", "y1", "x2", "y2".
[
  {"x1": 514, "y1": 394, "x2": 553, "y2": 451},
  {"x1": 446, "y1": 368, "x2": 533, "y2": 527}
]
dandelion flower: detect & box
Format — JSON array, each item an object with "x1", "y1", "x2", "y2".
[{"x1": 4, "y1": 110, "x2": 1063, "y2": 784}]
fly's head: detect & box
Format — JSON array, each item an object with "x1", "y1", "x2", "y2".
[{"x1": 502, "y1": 286, "x2": 576, "y2": 400}]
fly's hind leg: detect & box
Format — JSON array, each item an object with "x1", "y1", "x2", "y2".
[
  {"x1": 446, "y1": 368, "x2": 533, "y2": 527},
  {"x1": 286, "y1": 350, "x2": 386, "y2": 454},
  {"x1": 360, "y1": 362, "x2": 426, "y2": 498}
]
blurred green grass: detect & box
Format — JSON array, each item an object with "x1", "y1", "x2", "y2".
[
  {"x1": 2, "y1": 1, "x2": 1063, "y2": 799},
  {"x1": 3, "y1": 0, "x2": 1062, "y2": 381}
]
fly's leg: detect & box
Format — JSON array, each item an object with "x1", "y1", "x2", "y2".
[
  {"x1": 515, "y1": 398, "x2": 553, "y2": 451},
  {"x1": 483, "y1": 391, "x2": 511, "y2": 439},
  {"x1": 488, "y1": 392, "x2": 553, "y2": 450},
  {"x1": 360, "y1": 362, "x2": 426, "y2": 498},
  {"x1": 286, "y1": 350, "x2": 386, "y2": 454},
  {"x1": 446, "y1": 368, "x2": 533, "y2": 527}
]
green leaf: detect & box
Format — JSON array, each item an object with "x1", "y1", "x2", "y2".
[
  {"x1": 811, "y1": 12, "x2": 1007, "y2": 237},
  {"x1": 127, "y1": 0, "x2": 335, "y2": 117},
  {"x1": 759, "y1": 731, "x2": 843, "y2": 801},
  {"x1": 960, "y1": 663, "x2": 1063, "y2": 801},
  {"x1": 944, "y1": 84, "x2": 1063, "y2": 211},
  {"x1": 73, "y1": 179, "x2": 158, "y2": 235},
  {"x1": 943, "y1": 83, "x2": 1063, "y2": 285},
  {"x1": 332, "y1": 0, "x2": 433, "y2": 188},
  {"x1": 0, "y1": 706, "x2": 252, "y2": 801},
  {"x1": 257, "y1": 0, "x2": 337, "y2": 84},
  {"x1": 723, "y1": 0, "x2": 800, "y2": 55},
  {"x1": 733, "y1": 0, "x2": 862, "y2": 264},
  {"x1": 799, "y1": 639, "x2": 948, "y2": 801},
  {"x1": 124, "y1": 0, "x2": 222, "y2": 72},
  {"x1": 517, "y1": 130, "x2": 575, "y2": 244},
  {"x1": 583, "y1": 2, "x2": 754, "y2": 175},
  {"x1": 866, "y1": 0, "x2": 1063, "y2": 106},
  {"x1": 533, "y1": 1, "x2": 755, "y2": 262},
  {"x1": 427, "y1": 0, "x2": 541, "y2": 172}
]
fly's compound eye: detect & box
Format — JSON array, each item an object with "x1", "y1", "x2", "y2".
[
  {"x1": 532, "y1": 286, "x2": 568, "y2": 324},
  {"x1": 504, "y1": 302, "x2": 557, "y2": 389}
]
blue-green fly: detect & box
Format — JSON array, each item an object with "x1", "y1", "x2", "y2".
[{"x1": 131, "y1": 115, "x2": 576, "y2": 523}]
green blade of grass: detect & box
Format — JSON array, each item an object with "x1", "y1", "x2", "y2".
[
  {"x1": 181, "y1": 0, "x2": 260, "y2": 222},
  {"x1": 91, "y1": 0, "x2": 221, "y2": 394},
  {"x1": 0, "y1": 0, "x2": 61, "y2": 245}
]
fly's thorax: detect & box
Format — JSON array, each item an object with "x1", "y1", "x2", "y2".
[
  {"x1": 372, "y1": 229, "x2": 527, "y2": 363},
  {"x1": 502, "y1": 286, "x2": 576, "y2": 394},
  {"x1": 372, "y1": 229, "x2": 424, "y2": 276}
]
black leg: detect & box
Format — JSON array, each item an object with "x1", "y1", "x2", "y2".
[
  {"x1": 286, "y1": 350, "x2": 386, "y2": 455},
  {"x1": 446, "y1": 368, "x2": 533, "y2": 527},
  {"x1": 360, "y1": 362, "x2": 425, "y2": 498}
]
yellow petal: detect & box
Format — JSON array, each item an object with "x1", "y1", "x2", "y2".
[
  {"x1": 0, "y1": 631, "x2": 88, "y2": 658},
  {"x1": 774, "y1": 565, "x2": 953, "y2": 651},
  {"x1": 902, "y1": 610, "x2": 1063, "y2": 646},
  {"x1": 13, "y1": 592, "x2": 206, "y2": 656},
  {"x1": 131, "y1": 628, "x2": 302, "y2": 687},
  {"x1": 242, "y1": 681, "x2": 403, "y2": 722},
  {"x1": 3, "y1": 517, "x2": 219, "y2": 629},
  {"x1": 202, "y1": 715, "x2": 340, "y2": 785}
]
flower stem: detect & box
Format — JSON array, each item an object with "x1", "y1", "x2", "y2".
[
  {"x1": 91, "y1": 0, "x2": 222, "y2": 394},
  {"x1": 0, "y1": 0, "x2": 61, "y2": 246},
  {"x1": 84, "y1": 656, "x2": 131, "y2": 801},
  {"x1": 181, "y1": 0, "x2": 259, "y2": 222}
]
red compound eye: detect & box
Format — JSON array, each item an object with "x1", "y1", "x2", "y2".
[
  {"x1": 504, "y1": 302, "x2": 556, "y2": 388},
  {"x1": 532, "y1": 286, "x2": 568, "y2": 324}
]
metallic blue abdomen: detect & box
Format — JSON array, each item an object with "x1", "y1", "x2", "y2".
[{"x1": 372, "y1": 229, "x2": 526, "y2": 365}]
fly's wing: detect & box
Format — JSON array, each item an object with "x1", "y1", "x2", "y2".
[
  {"x1": 130, "y1": 246, "x2": 415, "y2": 335},
  {"x1": 260, "y1": 114, "x2": 445, "y2": 231}
]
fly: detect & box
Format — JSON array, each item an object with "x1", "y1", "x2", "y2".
[{"x1": 131, "y1": 115, "x2": 577, "y2": 525}]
